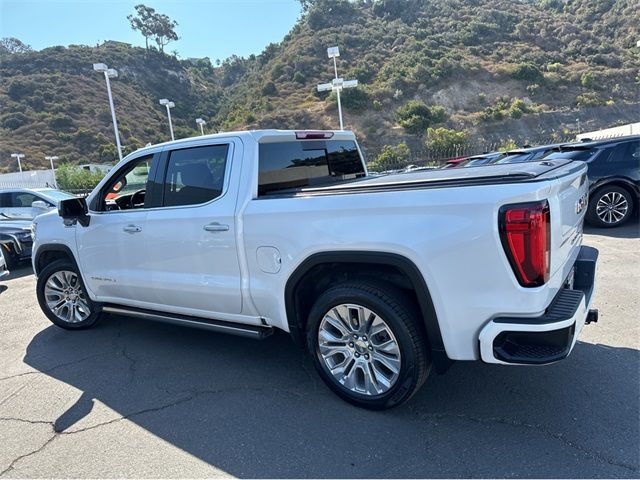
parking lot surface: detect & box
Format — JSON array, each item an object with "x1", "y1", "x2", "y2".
[{"x1": 0, "y1": 222, "x2": 638, "y2": 478}]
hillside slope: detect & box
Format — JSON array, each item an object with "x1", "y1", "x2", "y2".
[{"x1": 1, "y1": 0, "x2": 638, "y2": 172}]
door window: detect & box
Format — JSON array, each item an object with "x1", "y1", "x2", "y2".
[
  {"x1": 98, "y1": 154, "x2": 155, "y2": 211},
  {"x1": 12, "y1": 192, "x2": 40, "y2": 207},
  {"x1": 162, "y1": 145, "x2": 229, "y2": 207}
]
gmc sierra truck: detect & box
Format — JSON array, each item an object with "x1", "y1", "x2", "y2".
[{"x1": 32, "y1": 130, "x2": 599, "y2": 409}]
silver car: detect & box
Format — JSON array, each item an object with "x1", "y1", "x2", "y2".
[{"x1": 0, "y1": 188, "x2": 76, "y2": 220}]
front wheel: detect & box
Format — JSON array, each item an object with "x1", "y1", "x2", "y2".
[
  {"x1": 306, "y1": 282, "x2": 431, "y2": 410},
  {"x1": 586, "y1": 186, "x2": 635, "y2": 228},
  {"x1": 36, "y1": 259, "x2": 102, "y2": 329}
]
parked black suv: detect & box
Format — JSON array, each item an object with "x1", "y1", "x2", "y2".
[{"x1": 543, "y1": 136, "x2": 640, "y2": 227}]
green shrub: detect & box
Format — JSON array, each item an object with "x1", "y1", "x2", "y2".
[
  {"x1": 576, "y1": 92, "x2": 606, "y2": 107},
  {"x1": 0, "y1": 112, "x2": 30, "y2": 130},
  {"x1": 580, "y1": 72, "x2": 598, "y2": 89},
  {"x1": 55, "y1": 163, "x2": 106, "y2": 191},
  {"x1": 396, "y1": 100, "x2": 447, "y2": 134},
  {"x1": 510, "y1": 62, "x2": 543, "y2": 82},
  {"x1": 426, "y1": 127, "x2": 468, "y2": 156},
  {"x1": 370, "y1": 143, "x2": 411, "y2": 171}
]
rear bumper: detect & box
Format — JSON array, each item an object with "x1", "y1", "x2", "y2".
[{"x1": 479, "y1": 245, "x2": 598, "y2": 365}]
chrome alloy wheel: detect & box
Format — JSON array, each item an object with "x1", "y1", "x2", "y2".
[
  {"x1": 318, "y1": 304, "x2": 401, "y2": 396},
  {"x1": 596, "y1": 191, "x2": 629, "y2": 225},
  {"x1": 44, "y1": 271, "x2": 91, "y2": 323}
]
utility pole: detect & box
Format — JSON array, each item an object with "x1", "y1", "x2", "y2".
[{"x1": 93, "y1": 63, "x2": 123, "y2": 161}]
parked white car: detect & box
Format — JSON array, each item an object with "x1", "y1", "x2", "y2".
[
  {"x1": 32, "y1": 130, "x2": 599, "y2": 409},
  {"x1": 0, "y1": 188, "x2": 76, "y2": 220}
]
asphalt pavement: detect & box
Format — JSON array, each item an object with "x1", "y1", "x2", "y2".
[{"x1": 0, "y1": 221, "x2": 638, "y2": 478}]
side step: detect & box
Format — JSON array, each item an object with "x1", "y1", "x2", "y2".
[{"x1": 102, "y1": 304, "x2": 274, "y2": 340}]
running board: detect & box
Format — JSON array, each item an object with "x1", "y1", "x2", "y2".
[{"x1": 102, "y1": 304, "x2": 273, "y2": 340}]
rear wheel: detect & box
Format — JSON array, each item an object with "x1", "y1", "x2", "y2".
[
  {"x1": 586, "y1": 186, "x2": 634, "y2": 228},
  {"x1": 36, "y1": 259, "x2": 102, "y2": 329},
  {"x1": 306, "y1": 282, "x2": 431, "y2": 409}
]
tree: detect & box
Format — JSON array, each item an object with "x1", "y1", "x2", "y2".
[
  {"x1": 127, "y1": 5, "x2": 155, "y2": 50},
  {"x1": 0, "y1": 37, "x2": 32, "y2": 54},
  {"x1": 127, "y1": 4, "x2": 178, "y2": 53}
]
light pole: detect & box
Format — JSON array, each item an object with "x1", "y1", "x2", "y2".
[
  {"x1": 93, "y1": 63, "x2": 123, "y2": 161},
  {"x1": 45, "y1": 156, "x2": 59, "y2": 188},
  {"x1": 317, "y1": 46, "x2": 358, "y2": 130},
  {"x1": 159, "y1": 99, "x2": 175, "y2": 141},
  {"x1": 11, "y1": 153, "x2": 25, "y2": 173},
  {"x1": 196, "y1": 118, "x2": 206, "y2": 136}
]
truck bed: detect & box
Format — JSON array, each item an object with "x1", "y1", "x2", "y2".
[{"x1": 264, "y1": 159, "x2": 584, "y2": 197}]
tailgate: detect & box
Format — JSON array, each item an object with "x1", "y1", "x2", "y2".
[{"x1": 546, "y1": 162, "x2": 589, "y2": 278}]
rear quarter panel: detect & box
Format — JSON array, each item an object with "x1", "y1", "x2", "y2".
[{"x1": 243, "y1": 175, "x2": 579, "y2": 361}]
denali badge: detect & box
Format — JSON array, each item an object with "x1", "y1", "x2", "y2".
[{"x1": 576, "y1": 193, "x2": 588, "y2": 215}]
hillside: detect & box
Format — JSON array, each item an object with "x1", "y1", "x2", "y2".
[{"x1": 1, "y1": 0, "x2": 639, "y2": 172}]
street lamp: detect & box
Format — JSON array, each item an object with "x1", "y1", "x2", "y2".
[
  {"x1": 93, "y1": 63, "x2": 123, "y2": 161},
  {"x1": 159, "y1": 98, "x2": 176, "y2": 141},
  {"x1": 11, "y1": 153, "x2": 25, "y2": 173},
  {"x1": 317, "y1": 46, "x2": 358, "y2": 130},
  {"x1": 45, "y1": 156, "x2": 59, "y2": 188},
  {"x1": 195, "y1": 118, "x2": 206, "y2": 136}
]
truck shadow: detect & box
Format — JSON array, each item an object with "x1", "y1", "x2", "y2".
[
  {"x1": 584, "y1": 217, "x2": 639, "y2": 239},
  {"x1": 23, "y1": 315, "x2": 640, "y2": 478}
]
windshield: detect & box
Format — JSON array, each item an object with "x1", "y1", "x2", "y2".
[
  {"x1": 42, "y1": 190, "x2": 76, "y2": 202},
  {"x1": 493, "y1": 153, "x2": 534, "y2": 164}
]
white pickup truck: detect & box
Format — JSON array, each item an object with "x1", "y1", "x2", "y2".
[{"x1": 32, "y1": 130, "x2": 599, "y2": 409}]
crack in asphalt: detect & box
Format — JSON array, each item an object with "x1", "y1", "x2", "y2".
[
  {"x1": 0, "y1": 385, "x2": 307, "y2": 476},
  {"x1": 0, "y1": 352, "x2": 110, "y2": 383},
  {"x1": 409, "y1": 408, "x2": 639, "y2": 473}
]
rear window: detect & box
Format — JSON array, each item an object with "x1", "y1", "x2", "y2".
[
  {"x1": 543, "y1": 149, "x2": 595, "y2": 161},
  {"x1": 258, "y1": 140, "x2": 365, "y2": 196}
]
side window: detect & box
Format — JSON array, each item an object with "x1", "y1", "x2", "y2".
[
  {"x1": 12, "y1": 192, "x2": 39, "y2": 207},
  {"x1": 0, "y1": 193, "x2": 12, "y2": 208},
  {"x1": 258, "y1": 140, "x2": 365, "y2": 196},
  {"x1": 163, "y1": 145, "x2": 228, "y2": 207},
  {"x1": 99, "y1": 154, "x2": 155, "y2": 211}
]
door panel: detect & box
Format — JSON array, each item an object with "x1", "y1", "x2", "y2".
[
  {"x1": 78, "y1": 153, "x2": 160, "y2": 304},
  {"x1": 143, "y1": 142, "x2": 243, "y2": 315}
]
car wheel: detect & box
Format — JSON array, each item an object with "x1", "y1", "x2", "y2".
[
  {"x1": 586, "y1": 186, "x2": 634, "y2": 228},
  {"x1": 36, "y1": 259, "x2": 102, "y2": 330},
  {"x1": 306, "y1": 282, "x2": 431, "y2": 410}
]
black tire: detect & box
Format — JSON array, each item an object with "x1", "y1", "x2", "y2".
[
  {"x1": 36, "y1": 259, "x2": 102, "y2": 330},
  {"x1": 306, "y1": 282, "x2": 431, "y2": 410},
  {"x1": 586, "y1": 186, "x2": 635, "y2": 228}
]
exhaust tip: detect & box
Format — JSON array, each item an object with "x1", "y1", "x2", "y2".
[{"x1": 586, "y1": 309, "x2": 599, "y2": 325}]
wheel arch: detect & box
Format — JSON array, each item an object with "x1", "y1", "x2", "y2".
[
  {"x1": 284, "y1": 251, "x2": 452, "y2": 373},
  {"x1": 34, "y1": 244, "x2": 81, "y2": 277},
  {"x1": 590, "y1": 178, "x2": 639, "y2": 208}
]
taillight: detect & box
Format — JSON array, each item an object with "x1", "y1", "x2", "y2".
[{"x1": 499, "y1": 200, "x2": 550, "y2": 287}]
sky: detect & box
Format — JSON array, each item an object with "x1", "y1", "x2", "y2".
[{"x1": 0, "y1": 0, "x2": 302, "y2": 60}]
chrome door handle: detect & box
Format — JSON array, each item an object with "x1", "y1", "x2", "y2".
[
  {"x1": 203, "y1": 222, "x2": 229, "y2": 232},
  {"x1": 123, "y1": 225, "x2": 142, "y2": 233}
]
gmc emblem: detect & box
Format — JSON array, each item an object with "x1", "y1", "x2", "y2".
[{"x1": 576, "y1": 193, "x2": 588, "y2": 215}]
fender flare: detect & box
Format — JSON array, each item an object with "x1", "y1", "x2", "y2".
[
  {"x1": 284, "y1": 251, "x2": 452, "y2": 373},
  {"x1": 33, "y1": 244, "x2": 81, "y2": 277}
]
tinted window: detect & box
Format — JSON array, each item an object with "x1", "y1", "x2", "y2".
[
  {"x1": 163, "y1": 145, "x2": 228, "y2": 207},
  {"x1": 258, "y1": 140, "x2": 365, "y2": 195},
  {"x1": 0, "y1": 193, "x2": 11, "y2": 208}
]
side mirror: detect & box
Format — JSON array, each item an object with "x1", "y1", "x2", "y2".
[
  {"x1": 58, "y1": 198, "x2": 90, "y2": 226},
  {"x1": 32, "y1": 200, "x2": 49, "y2": 210}
]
